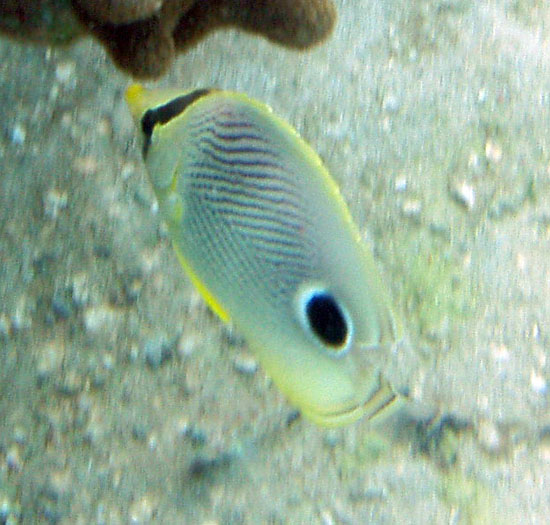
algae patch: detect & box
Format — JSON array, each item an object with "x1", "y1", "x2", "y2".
[
  {"x1": 397, "y1": 234, "x2": 475, "y2": 341},
  {"x1": 441, "y1": 472, "x2": 503, "y2": 525}
]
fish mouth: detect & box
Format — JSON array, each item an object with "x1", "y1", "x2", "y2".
[{"x1": 304, "y1": 372, "x2": 402, "y2": 428}]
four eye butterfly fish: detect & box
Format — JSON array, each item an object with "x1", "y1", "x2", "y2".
[{"x1": 126, "y1": 84, "x2": 403, "y2": 427}]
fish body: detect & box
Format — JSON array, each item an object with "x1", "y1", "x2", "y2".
[{"x1": 126, "y1": 85, "x2": 402, "y2": 427}]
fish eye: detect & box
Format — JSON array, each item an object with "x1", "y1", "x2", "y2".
[{"x1": 297, "y1": 287, "x2": 351, "y2": 355}]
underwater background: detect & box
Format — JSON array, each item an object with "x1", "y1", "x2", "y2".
[{"x1": 1, "y1": 0, "x2": 550, "y2": 522}]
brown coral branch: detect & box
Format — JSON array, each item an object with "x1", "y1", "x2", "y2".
[{"x1": 0, "y1": 0, "x2": 337, "y2": 78}]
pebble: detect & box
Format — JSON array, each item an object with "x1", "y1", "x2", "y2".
[
  {"x1": 401, "y1": 199, "x2": 422, "y2": 219},
  {"x1": 394, "y1": 175, "x2": 408, "y2": 192},
  {"x1": 83, "y1": 305, "x2": 121, "y2": 334},
  {"x1": 129, "y1": 496, "x2": 157, "y2": 524},
  {"x1": 52, "y1": 294, "x2": 72, "y2": 320},
  {"x1": 55, "y1": 370, "x2": 83, "y2": 397},
  {"x1": 468, "y1": 152, "x2": 484, "y2": 175},
  {"x1": 233, "y1": 352, "x2": 258, "y2": 375},
  {"x1": 530, "y1": 371, "x2": 547, "y2": 395},
  {"x1": 102, "y1": 353, "x2": 115, "y2": 371},
  {"x1": 11, "y1": 295, "x2": 32, "y2": 331},
  {"x1": 122, "y1": 276, "x2": 144, "y2": 304},
  {"x1": 71, "y1": 273, "x2": 91, "y2": 307},
  {"x1": 83, "y1": 408, "x2": 106, "y2": 445},
  {"x1": 74, "y1": 394, "x2": 92, "y2": 428},
  {"x1": 132, "y1": 423, "x2": 149, "y2": 442},
  {"x1": 12, "y1": 426, "x2": 27, "y2": 445},
  {"x1": 177, "y1": 331, "x2": 200, "y2": 358},
  {"x1": 451, "y1": 182, "x2": 475, "y2": 210},
  {"x1": 351, "y1": 487, "x2": 386, "y2": 502},
  {"x1": 43, "y1": 189, "x2": 68, "y2": 219},
  {"x1": 143, "y1": 336, "x2": 173, "y2": 369},
  {"x1": 36, "y1": 340, "x2": 65, "y2": 381},
  {"x1": 476, "y1": 419, "x2": 502, "y2": 454},
  {"x1": 73, "y1": 156, "x2": 98, "y2": 176},
  {"x1": 319, "y1": 509, "x2": 336, "y2": 525},
  {"x1": 489, "y1": 342, "x2": 510, "y2": 363},
  {"x1": 55, "y1": 61, "x2": 76, "y2": 85},
  {"x1": 323, "y1": 430, "x2": 342, "y2": 448},
  {"x1": 0, "y1": 492, "x2": 21, "y2": 524},
  {"x1": 539, "y1": 428, "x2": 550, "y2": 461},
  {"x1": 6, "y1": 445, "x2": 23, "y2": 472},
  {"x1": 44, "y1": 469, "x2": 73, "y2": 501},
  {"x1": 485, "y1": 140, "x2": 503, "y2": 164},
  {"x1": 120, "y1": 162, "x2": 136, "y2": 180},
  {"x1": 10, "y1": 123, "x2": 26, "y2": 145},
  {"x1": 179, "y1": 422, "x2": 207, "y2": 446},
  {"x1": 0, "y1": 313, "x2": 11, "y2": 337},
  {"x1": 382, "y1": 93, "x2": 401, "y2": 113}
]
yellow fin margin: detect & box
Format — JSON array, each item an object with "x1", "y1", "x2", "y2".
[{"x1": 173, "y1": 246, "x2": 230, "y2": 323}]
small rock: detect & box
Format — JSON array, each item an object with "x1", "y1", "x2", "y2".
[
  {"x1": 11, "y1": 296, "x2": 32, "y2": 331},
  {"x1": 52, "y1": 294, "x2": 72, "y2": 320},
  {"x1": 401, "y1": 199, "x2": 422, "y2": 219},
  {"x1": 485, "y1": 140, "x2": 503, "y2": 164},
  {"x1": 451, "y1": 182, "x2": 475, "y2": 210},
  {"x1": 55, "y1": 61, "x2": 76, "y2": 84},
  {"x1": 122, "y1": 276, "x2": 144, "y2": 304},
  {"x1": 530, "y1": 371, "x2": 547, "y2": 395},
  {"x1": 143, "y1": 337, "x2": 172, "y2": 368},
  {"x1": 94, "y1": 244, "x2": 112, "y2": 258},
  {"x1": 83, "y1": 305, "x2": 121, "y2": 334},
  {"x1": 121, "y1": 162, "x2": 136, "y2": 180},
  {"x1": 12, "y1": 426, "x2": 27, "y2": 445},
  {"x1": 73, "y1": 156, "x2": 98, "y2": 176},
  {"x1": 0, "y1": 313, "x2": 11, "y2": 337},
  {"x1": 36, "y1": 340, "x2": 65, "y2": 381},
  {"x1": 177, "y1": 331, "x2": 200, "y2": 358},
  {"x1": 44, "y1": 469, "x2": 73, "y2": 501},
  {"x1": 132, "y1": 423, "x2": 149, "y2": 442},
  {"x1": 55, "y1": 370, "x2": 83, "y2": 396},
  {"x1": 319, "y1": 509, "x2": 336, "y2": 525},
  {"x1": 102, "y1": 353, "x2": 115, "y2": 371},
  {"x1": 382, "y1": 93, "x2": 401, "y2": 113},
  {"x1": 6, "y1": 445, "x2": 23, "y2": 472},
  {"x1": 10, "y1": 124, "x2": 26, "y2": 145},
  {"x1": 477, "y1": 419, "x2": 502, "y2": 454},
  {"x1": 394, "y1": 175, "x2": 407, "y2": 192},
  {"x1": 43, "y1": 189, "x2": 68, "y2": 219},
  {"x1": 323, "y1": 430, "x2": 341, "y2": 448},
  {"x1": 233, "y1": 352, "x2": 258, "y2": 375},
  {"x1": 83, "y1": 408, "x2": 106, "y2": 444},
  {"x1": 71, "y1": 273, "x2": 91, "y2": 307},
  {"x1": 490, "y1": 342, "x2": 510, "y2": 363},
  {"x1": 349, "y1": 487, "x2": 386, "y2": 502},
  {"x1": 539, "y1": 428, "x2": 550, "y2": 461},
  {"x1": 0, "y1": 492, "x2": 21, "y2": 523},
  {"x1": 179, "y1": 423, "x2": 207, "y2": 446},
  {"x1": 129, "y1": 495, "x2": 157, "y2": 524}
]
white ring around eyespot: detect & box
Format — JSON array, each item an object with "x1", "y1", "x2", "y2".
[{"x1": 294, "y1": 282, "x2": 354, "y2": 358}]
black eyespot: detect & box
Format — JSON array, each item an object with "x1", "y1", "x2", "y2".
[
  {"x1": 305, "y1": 292, "x2": 348, "y2": 348},
  {"x1": 140, "y1": 88, "x2": 212, "y2": 157}
]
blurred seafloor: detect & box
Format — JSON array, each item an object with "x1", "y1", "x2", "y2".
[{"x1": 1, "y1": 0, "x2": 550, "y2": 523}]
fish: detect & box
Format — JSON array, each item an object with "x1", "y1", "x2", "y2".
[{"x1": 125, "y1": 84, "x2": 403, "y2": 427}]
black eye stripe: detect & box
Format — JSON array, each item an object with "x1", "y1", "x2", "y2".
[
  {"x1": 305, "y1": 292, "x2": 348, "y2": 348},
  {"x1": 140, "y1": 88, "x2": 212, "y2": 157}
]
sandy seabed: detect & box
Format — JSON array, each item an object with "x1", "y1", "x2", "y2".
[{"x1": 1, "y1": 1, "x2": 550, "y2": 523}]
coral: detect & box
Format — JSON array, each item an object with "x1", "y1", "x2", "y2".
[
  {"x1": 0, "y1": 0, "x2": 337, "y2": 78},
  {"x1": 0, "y1": 0, "x2": 83, "y2": 45}
]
